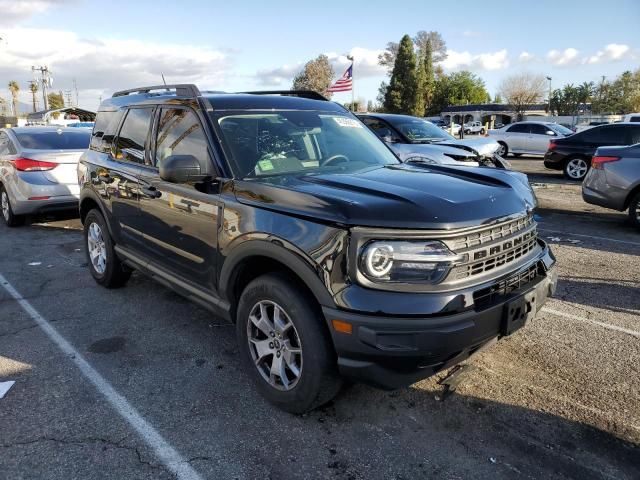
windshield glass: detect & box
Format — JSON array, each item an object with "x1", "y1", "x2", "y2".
[
  {"x1": 385, "y1": 117, "x2": 454, "y2": 143},
  {"x1": 212, "y1": 111, "x2": 400, "y2": 178},
  {"x1": 14, "y1": 129, "x2": 91, "y2": 150},
  {"x1": 549, "y1": 123, "x2": 573, "y2": 135}
]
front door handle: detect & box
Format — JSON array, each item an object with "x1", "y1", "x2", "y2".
[
  {"x1": 142, "y1": 186, "x2": 162, "y2": 199},
  {"x1": 98, "y1": 173, "x2": 113, "y2": 184}
]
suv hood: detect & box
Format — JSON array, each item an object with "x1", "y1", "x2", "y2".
[{"x1": 234, "y1": 165, "x2": 536, "y2": 230}]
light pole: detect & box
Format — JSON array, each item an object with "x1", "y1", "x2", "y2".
[
  {"x1": 346, "y1": 54, "x2": 355, "y2": 112},
  {"x1": 546, "y1": 76, "x2": 552, "y2": 119}
]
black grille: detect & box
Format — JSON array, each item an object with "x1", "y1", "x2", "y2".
[{"x1": 473, "y1": 263, "x2": 541, "y2": 310}]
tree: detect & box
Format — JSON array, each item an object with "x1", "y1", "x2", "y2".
[
  {"x1": 378, "y1": 30, "x2": 447, "y2": 73},
  {"x1": 292, "y1": 54, "x2": 334, "y2": 99},
  {"x1": 493, "y1": 93, "x2": 503, "y2": 104},
  {"x1": 8, "y1": 81, "x2": 19, "y2": 116},
  {"x1": 383, "y1": 35, "x2": 418, "y2": 114},
  {"x1": 589, "y1": 69, "x2": 640, "y2": 114},
  {"x1": 429, "y1": 71, "x2": 489, "y2": 115},
  {"x1": 47, "y1": 91, "x2": 64, "y2": 110},
  {"x1": 498, "y1": 73, "x2": 546, "y2": 117},
  {"x1": 29, "y1": 81, "x2": 39, "y2": 112},
  {"x1": 414, "y1": 39, "x2": 436, "y2": 117}
]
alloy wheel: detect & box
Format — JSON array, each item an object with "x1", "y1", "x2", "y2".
[
  {"x1": 246, "y1": 300, "x2": 303, "y2": 391},
  {"x1": 497, "y1": 144, "x2": 507, "y2": 157},
  {"x1": 87, "y1": 222, "x2": 107, "y2": 274},
  {"x1": 1, "y1": 191, "x2": 9, "y2": 222},
  {"x1": 566, "y1": 158, "x2": 588, "y2": 179}
]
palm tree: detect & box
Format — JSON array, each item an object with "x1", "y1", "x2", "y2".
[
  {"x1": 29, "y1": 81, "x2": 39, "y2": 112},
  {"x1": 8, "y1": 81, "x2": 19, "y2": 117}
]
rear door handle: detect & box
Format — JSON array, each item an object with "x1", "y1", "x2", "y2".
[
  {"x1": 142, "y1": 186, "x2": 162, "y2": 199},
  {"x1": 98, "y1": 173, "x2": 113, "y2": 183}
]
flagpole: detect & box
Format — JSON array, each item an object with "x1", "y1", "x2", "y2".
[{"x1": 347, "y1": 55, "x2": 354, "y2": 111}]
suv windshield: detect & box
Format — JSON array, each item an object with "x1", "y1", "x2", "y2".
[
  {"x1": 212, "y1": 111, "x2": 400, "y2": 178},
  {"x1": 385, "y1": 117, "x2": 454, "y2": 143}
]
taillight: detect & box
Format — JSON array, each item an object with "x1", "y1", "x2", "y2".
[
  {"x1": 11, "y1": 158, "x2": 58, "y2": 171},
  {"x1": 548, "y1": 140, "x2": 557, "y2": 151},
  {"x1": 592, "y1": 156, "x2": 620, "y2": 169}
]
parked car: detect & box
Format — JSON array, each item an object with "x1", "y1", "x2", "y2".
[
  {"x1": 443, "y1": 122, "x2": 461, "y2": 135},
  {"x1": 79, "y1": 84, "x2": 556, "y2": 413},
  {"x1": 582, "y1": 144, "x2": 640, "y2": 228},
  {"x1": 463, "y1": 121, "x2": 486, "y2": 135},
  {"x1": 358, "y1": 113, "x2": 507, "y2": 168},
  {"x1": 67, "y1": 122, "x2": 95, "y2": 129},
  {"x1": 544, "y1": 123, "x2": 640, "y2": 180},
  {"x1": 574, "y1": 121, "x2": 609, "y2": 133},
  {"x1": 622, "y1": 113, "x2": 640, "y2": 123},
  {"x1": 487, "y1": 121, "x2": 574, "y2": 157},
  {"x1": 0, "y1": 127, "x2": 90, "y2": 226}
]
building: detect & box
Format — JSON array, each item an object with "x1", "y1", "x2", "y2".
[
  {"x1": 441, "y1": 103, "x2": 548, "y2": 126},
  {"x1": 26, "y1": 107, "x2": 96, "y2": 125}
]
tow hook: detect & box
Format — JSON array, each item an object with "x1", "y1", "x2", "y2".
[{"x1": 435, "y1": 364, "x2": 476, "y2": 401}]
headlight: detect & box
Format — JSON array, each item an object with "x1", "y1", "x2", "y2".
[{"x1": 359, "y1": 240, "x2": 464, "y2": 284}]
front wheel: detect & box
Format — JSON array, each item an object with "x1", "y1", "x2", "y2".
[
  {"x1": 563, "y1": 157, "x2": 589, "y2": 181},
  {"x1": 1, "y1": 186, "x2": 25, "y2": 227},
  {"x1": 629, "y1": 192, "x2": 640, "y2": 229},
  {"x1": 83, "y1": 209, "x2": 131, "y2": 288},
  {"x1": 236, "y1": 273, "x2": 342, "y2": 414},
  {"x1": 496, "y1": 142, "x2": 508, "y2": 157}
]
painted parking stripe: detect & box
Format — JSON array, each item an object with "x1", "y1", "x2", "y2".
[
  {"x1": 538, "y1": 227, "x2": 640, "y2": 248},
  {"x1": 542, "y1": 307, "x2": 640, "y2": 339},
  {"x1": 0, "y1": 272, "x2": 205, "y2": 480}
]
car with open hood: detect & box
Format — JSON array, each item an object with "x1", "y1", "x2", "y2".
[{"x1": 78, "y1": 85, "x2": 556, "y2": 413}]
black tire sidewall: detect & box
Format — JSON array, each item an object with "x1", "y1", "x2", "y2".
[
  {"x1": 498, "y1": 142, "x2": 508, "y2": 157},
  {"x1": 1, "y1": 186, "x2": 21, "y2": 227},
  {"x1": 629, "y1": 193, "x2": 640, "y2": 228},
  {"x1": 236, "y1": 273, "x2": 339, "y2": 413},
  {"x1": 84, "y1": 209, "x2": 123, "y2": 286}
]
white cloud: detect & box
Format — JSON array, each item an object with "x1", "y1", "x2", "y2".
[
  {"x1": 546, "y1": 48, "x2": 580, "y2": 66},
  {"x1": 254, "y1": 64, "x2": 304, "y2": 87},
  {"x1": 0, "y1": 0, "x2": 75, "y2": 25},
  {"x1": 0, "y1": 27, "x2": 231, "y2": 109},
  {"x1": 518, "y1": 51, "x2": 536, "y2": 63},
  {"x1": 586, "y1": 43, "x2": 631, "y2": 64},
  {"x1": 442, "y1": 49, "x2": 509, "y2": 71}
]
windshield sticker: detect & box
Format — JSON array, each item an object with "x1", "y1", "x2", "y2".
[
  {"x1": 258, "y1": 159, "x2": 274, "y2": 171},
  {"x1": 333, "y1": 117, "x2": 363, "y2": 128}
]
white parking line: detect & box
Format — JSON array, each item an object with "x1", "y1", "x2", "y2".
[
  {"x1": 542, "y1": 307, "x2": 640, "y2": 339},
  {"x1": 538, "y1": 227, "x2": 640, "y2": 248},
  {"x1": 0, "y1": 272, "x2": 205, "y2": 480}
]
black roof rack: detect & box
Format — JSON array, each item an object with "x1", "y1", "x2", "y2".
[
  {"x1": 112, "y1": 84, "x2": 201, "y2": 98},
  {"x1": 239, "y1": 90, "x2": 328, "y2": 101}
]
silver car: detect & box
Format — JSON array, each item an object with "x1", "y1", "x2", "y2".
[
  {"x1": 0, "y1": 127, "x2": 91, "y2": 226},
  {"x1": 582, "y1": 143, "x2": 640, "y2": 228},
  {"x1": 488, "y1": 121, "x2": 573, "y2": 157}
]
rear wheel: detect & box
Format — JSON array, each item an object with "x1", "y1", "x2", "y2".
[
  {"x1": 236, "y1": 273, "x2": 342, "y2": 414},
  {"x1": 563, "y1": 157, "x2": 589, "y2": 181},
  {"x1": 84, "y1": 209, "x2": 131, "y2": 288},
  {"x1": 629, "y1": 192, "x2": 640, "y2": 229},
  {"x1": 496, "y1": 142, "x2": 508, "y2": 157},
  {"x1": 1, "y1": 186, "x2": 24, "y2": 227}
]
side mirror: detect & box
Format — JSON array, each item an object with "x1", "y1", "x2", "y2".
[
  {"x1": 159, "y1": 155, "x2": 208, "y2": 183},
  {"x1": 545, "y1": 130, "x2": 556, "y2": 136}
]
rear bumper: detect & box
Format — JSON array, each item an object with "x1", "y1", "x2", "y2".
[
  {"x1": 582, "y1": 185, "x2": 626, "y2": 211},
  {"x1": 543, "y1": 151, "x2": 564, "y2": 170},
  {"x1": 323, "y1": 245, "x2": 557, "y2": 389},
  {"x1": 12, "y1": 196, "x2": 79, "y2": 215}
]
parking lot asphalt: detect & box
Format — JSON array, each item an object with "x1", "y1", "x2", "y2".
[{"x1": 1, "y1": 157, "x2": 639, "y2": 480}]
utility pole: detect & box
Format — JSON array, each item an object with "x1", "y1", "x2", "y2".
[
  {"x1": 347, "y1": 55, "x2": 355, "y2": 112},
  {"x1": 73, "y1": 78, "x2": 79, "y2": 106},
  {"x1": 32, "y1": 66, "x2": 52, "y2": 111}
]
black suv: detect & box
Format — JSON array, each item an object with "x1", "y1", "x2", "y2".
[
  {"x1": 544, "y1": 123, "x2": 640, "y2": 180},
  {"x1": 78, "y1": 84, "x2": 557, "y2": 413}
]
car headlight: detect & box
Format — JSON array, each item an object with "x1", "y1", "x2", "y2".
[{"x1": 359, "y1": 240, "x2": 464, "y2": 284}]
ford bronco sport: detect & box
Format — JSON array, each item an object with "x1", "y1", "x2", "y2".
[{"x1": 78, "y1": 85, "x2": 557, "y2": 413}]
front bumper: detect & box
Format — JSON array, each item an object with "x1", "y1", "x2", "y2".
[{"x1": 323, "y1": 244, "x2": 557, "y2": 389}]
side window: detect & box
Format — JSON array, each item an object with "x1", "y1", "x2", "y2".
[
  {"x1": 155, "y1": 108, "x2": 210, "y2": 168},
  {"x1": 629, "y1": 116, "x2": 640, "y2": 122},
  {"x1": 0, "y1": 133, "x2": 9, "y2": 155},
  {"x1": 91, "y1": 111, "x2": 124, "y2": 153},
  {"x1": 583, "y1": 126, "x2": 627, "y2": 144},
  {"x1": 507, "y1": 124, "x2": 528, "y2": 133},
  {"x1": 529, "y1": 124, "x2": 549, "y2": 135},
  {"x1": 362, "y1": 118, "x2": 400, "y2": 141},
  {"x1": 115, "y1": 108, "x2": 154, "y2": 164},
  {"x1": 628, "y1": 126, "x2": 640, "y2": 145}
]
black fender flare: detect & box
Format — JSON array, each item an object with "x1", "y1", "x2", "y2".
[{"x1": 219, "y1": 237, "x2": 335, "y2": 309}]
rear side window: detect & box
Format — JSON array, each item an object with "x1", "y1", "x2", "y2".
[
  {"x1": 629, "y1": 116, "x2": 640, "y2": 122},
  {"x1": 90, "y1": 111, "x2": 124, "y2": 153},
  {"x1": 507, "y1": 124, "x2": 529, "y2": 133},
  {"x1": 115, "y1": 108, "x2": 154, "y2": 164},
  {"x1": 629, "y1": 126, "x2": 640, "y2": 144},
  {"x1": 581, "y1": 126, "x2": 627, "y2": 144},
  {"x1": 155, "y1": 108, "x2": 210, "y2": 169},
  {"x1": 14, "y1": 130, "x2": 91, "y2": 150}
]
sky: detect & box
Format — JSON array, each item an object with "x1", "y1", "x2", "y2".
[{"x1": 0, "y1": 0, "x2": 638, "y2": 111}]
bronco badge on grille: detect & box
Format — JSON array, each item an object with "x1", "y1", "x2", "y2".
[{"x1": 473, "y1": 228, "x2": 537, "y2": 261}]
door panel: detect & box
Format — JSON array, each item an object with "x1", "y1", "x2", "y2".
[
  {"x1": 504, "y1": 124, "x2": 528, "y2": 151},
  {"x1": 527, "y1": 124, "x2": 554, "y2": 154}
]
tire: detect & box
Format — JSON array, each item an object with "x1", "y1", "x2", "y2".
[
  {"x1": 629, "y1": 192, "x2": 640, "y2": 229},
  {"x1": 1, "y1": 186, "x2": 24, "y2": 227},
  {"x1": 83, "y1": 209, "x2": 131, "y2": 288},
  {"x1": 563, "y1": 157, "x2": 589, "y2": 181},
  {"x1": 497, "y1": 142, "x2": 508, "y2": 157},
  {"x1": 236, "y1": 272, "x2": 342, "y2": 414},
  {"x1": 480, "y1": 128, "x2": 486, "y2": 135}
]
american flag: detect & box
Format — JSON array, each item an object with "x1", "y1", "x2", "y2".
[{"x1": 328, "y1": 64, "x2": 353, "y2": 92}]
